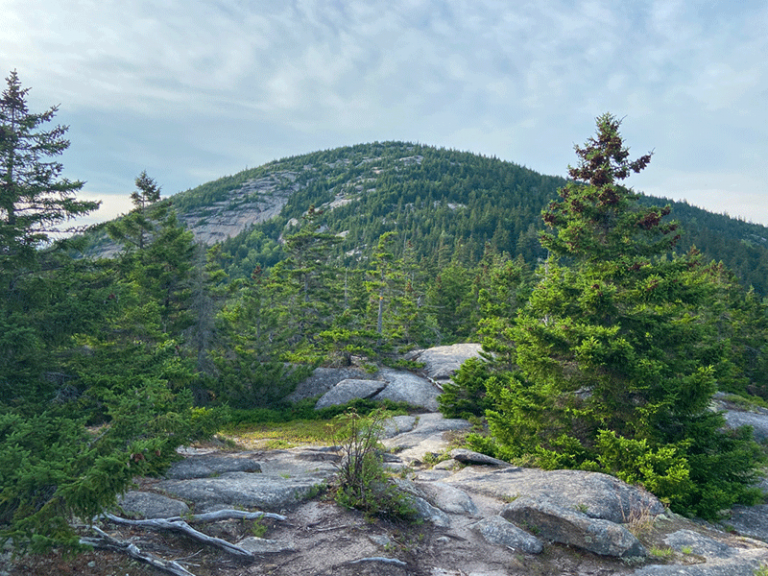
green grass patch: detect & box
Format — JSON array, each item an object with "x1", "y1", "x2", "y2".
[
  {"x1": 223, "y1": 419, "x2": 335, "y2": 449},
  {"x1": 223, "y1": 398, "x2": 412, "y2": 428},
  {"x1": 220, "y1": 398, "x2": 415, "y2": 449}
]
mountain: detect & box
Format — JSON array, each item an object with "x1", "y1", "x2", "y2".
[{"x1": 86, "y1": 141, "x2": 768, "y2": 294}]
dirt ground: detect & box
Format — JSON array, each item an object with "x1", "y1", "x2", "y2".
[{"x1": 6, "y1": 492, "x2": 726, "y2": 576}]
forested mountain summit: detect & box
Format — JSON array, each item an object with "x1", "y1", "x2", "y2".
[{"x1": 86, "y1": 141, "x2": 768, "y2": 295}]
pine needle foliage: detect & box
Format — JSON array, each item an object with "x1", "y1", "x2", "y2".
[{"x1": 475, "y1": 114, "x2": 764, "y2": 518}]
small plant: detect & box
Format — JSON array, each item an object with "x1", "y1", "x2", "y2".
[
  {"x1": 649, "y1": 547, "x2": 674, "y2": 558},
  {"x1": 363, "y1": 363, "x2": 379, "y2": 374},
  {"x1": 573, "y1": 503, "x2": 589, "y2": 513},
  {"x1": 681, "y1": 546, "x2": 693, "y2": 555},
  {"x1": 621, "y1": 494, "x2": 660, "y2": 537},
  {"x1": 522, "y1": 521, "x2": 540, "y2": 535},
  {"x1": 753, "y1": 565, "x2": 768, "y2": 576},
  {"x1": 398, "y1": 463, "x2": 416, "y2": 479},
  {"x1": 330, "y1": 408, "x2": 417, "y2": 521},
  {"x1": 246, "y1": 514, "x2": 268, "y2": 538},
  {"x1": 422, "y1": 451, "x2": 451, "y2": 467},
  {"x1": 304, "y1": 482, "x2": 327, "y2": 500}
]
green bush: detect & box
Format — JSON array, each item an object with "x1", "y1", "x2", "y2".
[
  {"x1": 331, "y1": 408, "x2": 416, "y2": 521},
  {"x1": 438, "y1": 357, "x2": 491, "y2": 418},
  {"x1": 595, "y1": 430, "x2": 693, "y2": 506}
]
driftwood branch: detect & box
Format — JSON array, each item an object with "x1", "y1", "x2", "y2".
[
  {"x1": 166, "y1": 509, "x2": 286, "y2": 523},
  {"x1": 103, "y1": 513, "x2": 255, "y2": 560},
  {"x1": 81, "y1": 526, "x2": 197, "y2": 576}
]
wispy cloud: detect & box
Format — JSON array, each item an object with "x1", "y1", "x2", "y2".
[{"x1": 2, "y1": 0, "x2": 766, "y2": 224}]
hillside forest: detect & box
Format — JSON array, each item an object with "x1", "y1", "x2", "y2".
[{"x1": 3, "y1": 71, "x2": 768, "y2": 551}]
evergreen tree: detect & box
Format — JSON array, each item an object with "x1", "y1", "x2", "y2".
[
  {"x1": 479, "y1": 114, "x2": 763, "y2": 517},
  {"x1": 0, "y1": 70, "x2": 99, "y2": 403},
  {"x1": 0, "y1": 136, "x2": 220, "y2": 550},
  {"x1": 209, "y1": 263, "x2": 301, "y2": 407},
  {"x1": 0, "y1": 70, "x2": 98, "y2": 271},
  {"x1": 280, "y1": 205, "x2": 343, "y2": 356},
  {"x1": 107, "y1": 170, "x2": 162, "y2": 252}
]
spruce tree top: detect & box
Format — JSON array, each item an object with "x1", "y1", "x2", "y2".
[
  {"x1": 0, "y1": 70, "x2": 98, "y2": 265},
  {"x1": 541, "y1": 113, "x2": 680, "y2": 263}
]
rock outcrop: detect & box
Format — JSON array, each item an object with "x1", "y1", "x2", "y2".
[
  {"x1": 501, "y1": 496, "x2": 646, "y2": 557},
  {"x1": 404, "y1": 343, "x2": 484, "y2": 383},
  {"x1": 23, "y1": 346, "x2": 768, "y2": 576},
  {"x1": 291, "y1": 344, "x2": 484, "y2": 412},
  {"x1": 85, "y1": 410, "x2": 768, "y2": 576}
]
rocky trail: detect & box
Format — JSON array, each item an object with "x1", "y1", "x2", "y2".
[{"x1": 5, "y1": 345, "x2": 768, "y2": 576}]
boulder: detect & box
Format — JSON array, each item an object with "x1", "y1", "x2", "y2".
[
  {"x1": 381, "y1": 413, "x2": 471, "y2": 463},
  {"x1": 663, "y1": 529, "x2": 734, "y2": 559},
  {"x1": 450, "y1": 448, "x2": 510, "y2": 467},
  {"x1": 165, "y1": 454, "x2": 262, "y2": 480},
  {"x1": 404, "y1": 344, "x2": 483, "y2": 382},
  {"x1": 158, "y1": 472, "x2": 327, "y2": 512},
  {"x1": 725, "y1": 503, "x2": 768, "y2": 542},
  {"x1": 472, "y1": 515, "x2": 543, "y2": 554},
  {"x1": 315, "y1": 379, "x2": 387, "y2": 409},
  {"x1": 288, "y1": 366, "x2": 373, "y2": 403},
  {"x1": 632, "y1": 528, "x2": 768, "y2": 575},
  {"x1": 409, "y1": 495, "x2": 452, "y2": 527},
  {"x1": 722, "y1": 410, "x2": 768, "y2": 442},
  {"x1": 117, "y1": 491, "x2": 189, "y2": 519},
  {"x1": 415, "y1": 481, "x2": 479, "y2": 516},
  {"x1": 380, "y1": 415, "x2": 418, "y2": 438},
  {"x1": 445, "y1": 466, "x2": 664, "y2": 524},
  {"x1": 501, "y1": 497, "x2": 646, "y2": 557},
  {"x1": 389, "y1": 478, "x2": 451, "y2": 527},
  {"x1": 372, "y1": 368, "x2": 440, "y2": 411},
  {"x1": 288, "y1": 345, "x2": 484, "y2": 410}
]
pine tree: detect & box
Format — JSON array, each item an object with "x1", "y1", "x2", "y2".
[
  {"x1": 107, "y1": 170, "x2": 162, "y2": 252},
  {"x1": 0, "y1": 70, "x2": 98, "y2": 271},
  {"x1": 482, "y1": 114, "x2": 763, "y2": 517},
  {"x1": 280, "y1": 205, "x2": 343, "y2": 355}
]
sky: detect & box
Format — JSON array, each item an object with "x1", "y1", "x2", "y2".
[{"x1": 2, "y1": 0, "x2": 766, "y2": 229}]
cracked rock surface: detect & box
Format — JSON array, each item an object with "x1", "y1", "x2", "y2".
[{"x1": 64, "y1": 412, "x2": 768, "y2": 576}]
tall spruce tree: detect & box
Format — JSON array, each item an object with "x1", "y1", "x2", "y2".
[
  {"x1": 0, "y1": 79, "x2": 221, "y2": 552},
  {"x1": 280, "y1": 205, "x2": 343, "y2": 356},
  {"x1": 107, "y1": 170, "x2": 162, "y2": 252},
  {"x1": 480, "y1": 114, "x2": 763, "y2": 517},
  {"x1": 0, "y1": 70, "x2": 99, "y2": 401},
  {"x1": 0, "y1": 70, "x2": 98, "y2": 271}
]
